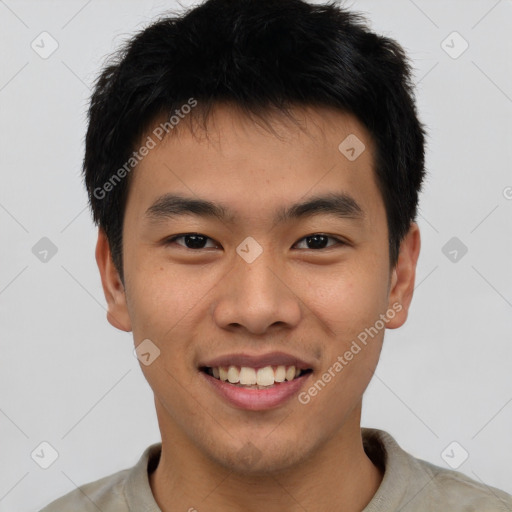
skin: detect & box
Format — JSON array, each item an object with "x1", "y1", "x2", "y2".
[{"x1": 96, "y1": 103, "x2": 421, "y2": 512}]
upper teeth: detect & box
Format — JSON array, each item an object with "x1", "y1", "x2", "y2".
[{"x1": 211, "y1": 365, "x2": 302, "y2": 386}]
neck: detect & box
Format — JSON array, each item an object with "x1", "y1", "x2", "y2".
[{"x1": 149, "y1": 407, "x2": 383, "y2": 512}]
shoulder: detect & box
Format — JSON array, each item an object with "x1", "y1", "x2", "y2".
[
  {"x1": 362, "y1": 428, "x2": 512, "y2": 512},
  {"x1": 39, "y1": 442, "x2": 162, "y2": 512},
  {"x1": 39, "y1": 469, "x2": 130, "y2": 511},
  {"x1": 416, "y1": 457, "x2": 512, "y2": 511}
]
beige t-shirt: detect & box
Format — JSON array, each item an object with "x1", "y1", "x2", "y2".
[{"x1": 40, "y1": 428, "x2": 512, "y2": 511}]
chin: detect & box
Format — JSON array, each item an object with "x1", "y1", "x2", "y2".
[{"x1": 206, "y1": 435, "x2": 313, "y2": 476}]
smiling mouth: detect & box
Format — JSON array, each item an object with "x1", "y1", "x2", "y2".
[{"x1": 200, "y1": 365, "x2": 313, "y2": 389}]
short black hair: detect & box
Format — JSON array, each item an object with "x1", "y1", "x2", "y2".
[{"x1": 84, "y1": 0, "x2": 427, "y2": 280}]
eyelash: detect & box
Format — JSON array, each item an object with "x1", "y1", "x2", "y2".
[{"x1": 164, "y1": 233, "x2": 347, "y2": 251}]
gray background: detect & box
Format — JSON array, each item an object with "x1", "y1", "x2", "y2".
[{"x1": 1, "y1": 0, "x2": 511, "y2": 510}]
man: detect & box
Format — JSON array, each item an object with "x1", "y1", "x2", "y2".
[{"x1": 41, "y1": 0, "x2": 512, "y2": 510}]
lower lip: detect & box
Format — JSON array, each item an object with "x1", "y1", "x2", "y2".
[{"x1": 200, "y1": 371, "x2": 312, "y2": 411}]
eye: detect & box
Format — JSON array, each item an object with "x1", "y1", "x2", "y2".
[
  {"x1": 164, "y1": 233, "x2": 220, "y2": 250},
  {"x1": 293, "y1": 233, "x2": 345, "y2": 250},
  {"x1": 164, "y1": 233, "x2": 346, "y2": 251}
]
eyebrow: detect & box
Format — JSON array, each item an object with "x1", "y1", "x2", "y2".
[{"x1": 145, "y1": 192, "x2": 365, "y2": 225}]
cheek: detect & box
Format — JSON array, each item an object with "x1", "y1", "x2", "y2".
[
  {"x1": 125, "y1": 260, "x2": 202, "y2": 343},
  {"x1": 299, "y1": 277, "x2": 387, "y2": 422},
  {"x1": 302, "y1": 261, "x2": 389, "y2": 339}
]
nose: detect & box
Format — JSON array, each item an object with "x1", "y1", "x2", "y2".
[{"x1": 211, "y1": 250, "x2": 302, "y2": 335}]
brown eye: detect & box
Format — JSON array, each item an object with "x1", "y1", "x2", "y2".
[
  {"x1": 293, "y1": 234, "x2": 345, "y2": 250},
  {"x1": 165, "y1": 233, "x2": 219, "y2": 250}
]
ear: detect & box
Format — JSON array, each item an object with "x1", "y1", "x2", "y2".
[
  {"x1": 386, "y1": 222, "x2": 421, "y2": 329},
  {"x1": 95, "y1": 229, "x2": 132, "y2": 332}
]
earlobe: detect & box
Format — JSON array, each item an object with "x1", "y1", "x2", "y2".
[
  {"x1": 386, "y1": 223, "x2": 421, "y2": 329},
  {"x1": 95, "y1": 229, "x2": 132, "y2": 332}
]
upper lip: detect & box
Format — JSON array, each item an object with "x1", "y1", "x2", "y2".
[{"x1": 199, "y1": 351, "x2": 314, "y2": 371}]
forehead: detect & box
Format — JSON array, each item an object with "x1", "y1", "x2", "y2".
[
  {"x1": 125, "y1": 103, "x2": 383, "y2": 227},
  {"x1": 150, "y1": 102, "x2": 376, "y2": 162}
]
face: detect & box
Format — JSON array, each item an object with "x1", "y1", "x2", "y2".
[{"x1": 97, "y1": 103, "x2": 420, "y2": 474}]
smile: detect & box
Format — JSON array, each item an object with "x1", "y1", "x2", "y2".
[{"x1": 201, "y1": 365, "x2": 313, "y2": 389}]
